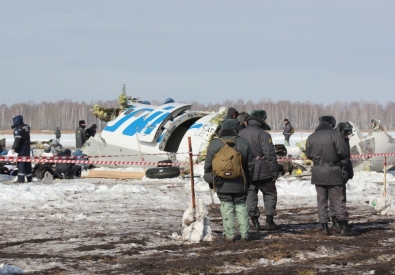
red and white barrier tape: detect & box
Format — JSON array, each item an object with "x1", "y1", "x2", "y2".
[{"x1": 3, "y1": 151, "x2": 395, "y2": 166}]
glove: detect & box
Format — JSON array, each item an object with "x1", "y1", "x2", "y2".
[{"x1": 271, "y1": 172, "x2": 279, "y2": 181}]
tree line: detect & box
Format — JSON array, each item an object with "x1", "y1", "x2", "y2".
[{"x1": 0, "y1": 99, "x2": 394, "y2": 131}]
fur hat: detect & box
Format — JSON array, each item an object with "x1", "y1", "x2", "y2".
[
  {"x1": 220, "y1": 119, "x2": 238, "y2": 130},
  {"x1": 319, "y1": 115, "x2": 336, "y2": 128},
  {"x1": 250, "y1": 109, "x2": 267, "y2": 119},
  {"x1": 336, "y1": 122, "x2": 353, "y2": 135}
]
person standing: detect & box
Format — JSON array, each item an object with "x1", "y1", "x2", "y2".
[
  {"x1": 227, "y1": 107, "x2": 239, "y2": 119},
  {"x1": 305, "y1": 116, "x2": 351, "y2": 236},
  {"x1": 203, "y1": 119, "x2": 254, "y2": 241},
  {"x1": 75, "y1": 120, "x2": 87, "y2": 149},
  {"x1": 11, "y1": 115, "x2": 32, "y2": 183},
  {"x1": 55, "y1": 126, "x2": 61, "y2": 141},
  {"x1": 329, "y1": 122, "x2": 354, "y2": 234},
  {"x1": 85, "y1": 124, "x2": 97, "y2": 139},
  {"x1": 238, "y1": 109, "x2": 279, "y2": 231},
  {"x1": 283, "y1": 118, "x2": 293, "y2": 147}
]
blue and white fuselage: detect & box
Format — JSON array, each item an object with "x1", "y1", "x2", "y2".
[{"x1": 82, "y1": 102, "x2": 225, "y2": 164}]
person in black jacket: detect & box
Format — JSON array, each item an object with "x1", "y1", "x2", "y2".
[
  {"x1": 11, "y1": 115, "x2": 32, "y2": 183},
  {"x1": 283, "y1": 118, "x2": 293, "y2": 147},
  {"x1": 329, "y1": 121, "x2": 354, "y2": 233},
  {"x1": 305, "y1": 116, "x2": 352, "y2": 236},
  {"x1": 86, "y1": 124, "x2": 97, "y2": 139},
  {"x1": 203, "y1": 119, "x2": 254, "y2": 241},
  {"x1": 238, "y1": 109, "x2": 279, "y2": 231}
]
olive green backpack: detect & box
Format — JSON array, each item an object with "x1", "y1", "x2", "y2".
[{"x1": 212, "y1": 137, "x2": 246, "y2": 187}]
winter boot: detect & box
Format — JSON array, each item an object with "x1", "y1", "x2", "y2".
[
  {"x1": 322, "y1": 223, "x2": 330, "y2": 235},
  {"x1": 262, "y1": 215, "x2": 280, "y2": 231},
  {"x1": 331, "y1": 216, "x2": 342, "y2": 233},
  {"x1": 340, "y1": 220, "x2": 353, "y2": 236},
  {"x1": 251, "y1": 217, "x2": 260, "y2": 232}
]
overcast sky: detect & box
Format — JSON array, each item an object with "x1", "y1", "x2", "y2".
[{"x1": 1, "y1": 1, "x2": 394, "y2": 106}]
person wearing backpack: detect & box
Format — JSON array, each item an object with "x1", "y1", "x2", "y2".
[
  {"x1": 203, "y1": 119, "x2": 254, "y2": 242},
  {"x1": 238, "y1": 110, "x2": 280, "y2": 232},
  {"x1": 283, "y1": 118, "x2": 294, "y2": 147}
]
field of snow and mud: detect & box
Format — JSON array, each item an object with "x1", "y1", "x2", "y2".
[{"x1": 1, "y1": 131, "x2": 395, "y2": 274}]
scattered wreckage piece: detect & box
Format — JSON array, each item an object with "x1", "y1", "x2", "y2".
[
  {"x1": 83, "y1": 170, "x2": 145, "y2": 180},
  {"x1": 145, "y1": 167, "x2": 181, "y2": 179},
  {"x1": 145, "y1": 160, "x2": 181, "y2": 179},
  {"x1": 275, "y1": 144, "x2": 311, "y2": 177}
]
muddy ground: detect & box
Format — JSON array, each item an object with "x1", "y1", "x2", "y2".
[{"x1": 1, "y1": 178, "x2": 394, "y2": 275}]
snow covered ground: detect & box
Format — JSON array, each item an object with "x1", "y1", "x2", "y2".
[{"x1": 1, "y1": 132, "x2": 395, "y2": 274}]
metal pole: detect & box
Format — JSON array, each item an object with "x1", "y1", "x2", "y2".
[
  {"x1": 384, "y1": 156, "x2": 387, "y2": 197},
  {"x1": 188, "y1": 137, "x2": 196, "y2": 210}
]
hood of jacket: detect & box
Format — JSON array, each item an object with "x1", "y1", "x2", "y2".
[{"x1": 12, "y1": 115, "x2": 24, "y2": 129}]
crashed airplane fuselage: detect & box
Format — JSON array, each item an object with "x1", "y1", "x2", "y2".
[
  {"x1": 349, "y1": 122, "x2": 395, "y2": 172},
  {"x1": 82, "y1": 102, "x2": 226, "y2": 164}
]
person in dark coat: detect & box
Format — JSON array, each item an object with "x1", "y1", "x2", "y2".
[
  {"x1": 11, "y1": 115, "x2": 32, "y2": 183},
  {"x1": 75, "y1": 120, "x2": 87, "y2": 149},
  {"x1": 236, "y1": 112, "x2": 250, "y2": 132},
  {"x1": 283, "y1": 118, "x2": 293, "y2": 147},
  {"x1": 227, "y1": 107, "x2": 239, "y2": 119},
  {"x1": 203, "y1": 119, "x2": 254, "y2": 241},
  {"x1": 238, "y1": 109, "x2": 279, "y2": 231},
  {"x1": 85, "y1": 124, "x2": 97, "y2": 139},
  {"x1": 305, "y1": 116, "x2": 352, "y2": 236},
  {"x1": 329, "y1": 121, "x2": 354, "y2": 233},
  {"x1": 55, "y1": 126, "x2": 61, "y2": 141}
]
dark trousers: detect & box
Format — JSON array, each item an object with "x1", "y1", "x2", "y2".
[
  {"x1": 247, "y1": 179, "x2": 277, "y2": 217},
  {"x1": 329, "y1": 184, "x2": 347, "y2": 217},
  {"x1": 17, "y1": 161, "x2": 32, "y2": 183},
  {"x1": 316, "y1": 185, "x2": 348, "y2": 223}
]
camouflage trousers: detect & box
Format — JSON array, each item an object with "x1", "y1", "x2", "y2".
[{"x1": 217, "y1": 193, "x2": 249, "y2": 240}]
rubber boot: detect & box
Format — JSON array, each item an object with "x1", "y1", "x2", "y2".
[
  {"x1": 331, "y1": 216, "x2": 341, "y2": 233},
  {"x1": 322, "y1": 223, "x2": 330, "y2": 235},
  {"x1": 251, "y1": 217, "x2": 260, "y2": 232},
  {"x1": 340, "y1": 220, "x2": 353, "y2": 236},
  {"x1": 263, "y1": 215, "x2": 280, "y2": 231}
]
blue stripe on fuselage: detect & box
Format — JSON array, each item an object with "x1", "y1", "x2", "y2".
[
  {"x1": 122, "y1": 111, "x2": 163, "y2": 136},
  {"x1": 190, "y1": 123, "x2": 203, "y2": 129},
  {"x1": 104, "y1": 108, "x2": 153, "y2": 133}
]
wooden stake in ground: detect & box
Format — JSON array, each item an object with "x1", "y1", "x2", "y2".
[
  {"x1": 383, "y1": 156, "x2": 387, "y2": 197},
  {"x1": 188, "y1": 137, "x2": 196, "y2": 210}
]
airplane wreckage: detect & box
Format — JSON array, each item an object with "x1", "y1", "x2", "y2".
[{"x1": 81, "y1": 87, "x2": 395, "y2": 178}]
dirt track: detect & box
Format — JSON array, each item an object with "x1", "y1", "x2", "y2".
[{"x1": 1, "y1": 197, "x2": 394, "y2": 275}]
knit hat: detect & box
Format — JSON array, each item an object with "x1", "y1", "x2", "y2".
[
  {"x1": 79, "y1": 120, "x2": 85, "y2": 125},
  {"x1": 250, "y1": 109, "x2": 267, "y2": 119},
  {"x1": 227, "y1": 107, "x2": 239, "y2": 119},
  {"x1": 220, "y1": 119, "x2": 238, "y2": 130},
  {"x1": 319, "y1": 115, "x2": 336, "y2": 128}
]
